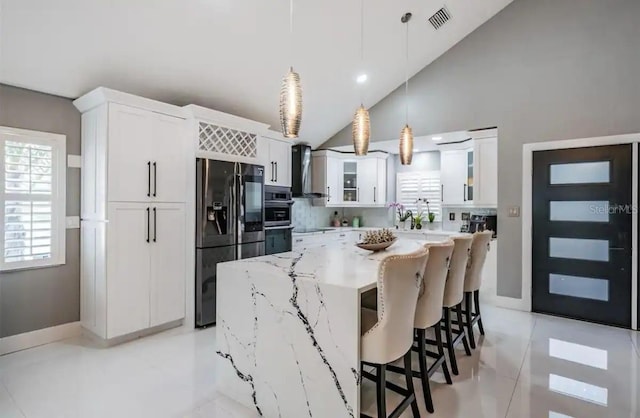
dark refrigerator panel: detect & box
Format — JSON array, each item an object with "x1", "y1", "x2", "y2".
[
  {"x1": 196, "y1": 159, "x2": 237, "y2": 249},
  {"x1": 238, "y1": 163, "x2": 265, "y2": 244},
  {"x1": 196, "y1": 246, "x2": 235, "y2": 327}
]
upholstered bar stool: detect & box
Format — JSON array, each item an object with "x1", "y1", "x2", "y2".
[
  {"x1": 462, "y1": 230, "x2": 493, "y2": 349},
  {"x1": 441, "y1": 235, "x2": 473, "y2": 375},
  {"x1": 409, "y1": 240, "x2": 455, "y2": 413},
  {"x1": 360, "y1": 249, "x2": 428, "y2": 418}
]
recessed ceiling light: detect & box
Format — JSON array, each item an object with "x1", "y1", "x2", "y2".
[
  {"x1": 356, "y1": 74, "x2": 368, "y2": 84},
  {"x1": 432, "y1": 136, "x2": 443, "y2": 141}
]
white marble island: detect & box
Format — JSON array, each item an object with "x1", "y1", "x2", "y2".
[{"x1": 216, "y1": 239, "x2": 424, "y2": 418}]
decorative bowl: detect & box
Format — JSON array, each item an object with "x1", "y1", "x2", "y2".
[{"x1": 356, "y1": 238, "x2": 397, "y2": 252}]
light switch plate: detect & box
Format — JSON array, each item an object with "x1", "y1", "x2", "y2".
[
  {"x1": 66, "y1": 216, "x2": 80, "y2": 229},
  {"x1": 67, "y1": 155, "x2": 82, "y2": 168},
  {"x1": 508, "y1": 206, "x2": 521, "y2": 217}
]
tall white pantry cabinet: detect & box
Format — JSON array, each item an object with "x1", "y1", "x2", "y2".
[{"x1": 74, "y1": 89, "x2": 188, "y2": 341}]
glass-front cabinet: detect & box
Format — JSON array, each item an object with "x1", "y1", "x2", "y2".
[
  {"x1": 342, "y1": 161, "x2": 358, "y2": 202},
  {"x1": 466, "y1": 148, "x2": 474, "y2": 202}
]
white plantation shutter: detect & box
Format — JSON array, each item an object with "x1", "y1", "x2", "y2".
[
  {"x1": 0, "y1": 127, "x2": 66, "y2": 271},
  {"x1": 396, "y1": 171, "x2": 442, "y2": 220}
]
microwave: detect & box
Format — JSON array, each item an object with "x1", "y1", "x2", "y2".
[{"x1": 265, "y1": 186, "x2": 293, "y2": 228}]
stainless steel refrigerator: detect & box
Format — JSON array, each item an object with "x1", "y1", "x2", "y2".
[{"x1": 196, "y1": 159, "x2": 265, "y2": 327}]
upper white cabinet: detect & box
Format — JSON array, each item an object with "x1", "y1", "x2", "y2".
[
  {"x1": 312, "y1": 150, "x2": 387, "y2": 207},
  {"x1": 440, "y1": 131, "x2": 497, "y2": 208},
  {"x1": 107, "y1": 103, "x2": 187, "y2": 203},
  {"x1": 441, "y1": 149, "x2": 468, "y2": 205},
  {"x1": 473, "y1": 137, "x2": 498, "y2": 207},
  {"x1": 260, "y1": 131, "x2": 292, "y2": 187}
]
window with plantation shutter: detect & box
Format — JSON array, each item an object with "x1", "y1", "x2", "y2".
[
  {"x1": 0, "y1": 127, "x2": 66, "y2": 271},
  {"x1": 396, "y1": 171, "x2": 442, "y2": 221}
]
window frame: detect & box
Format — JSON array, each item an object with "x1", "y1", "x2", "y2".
[
  {"x1": 396, "y1": 170, "x2": 442, "y2": 221},
  {"x1": 0, "y1": 126, "x2": 66, "y2": 272}
]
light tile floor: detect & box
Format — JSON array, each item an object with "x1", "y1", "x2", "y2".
[{"x1": 0, "y1": 305, "x2": 638, "y2": 418}]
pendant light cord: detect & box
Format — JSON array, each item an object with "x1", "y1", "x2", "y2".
[
  {"x1": 289, "y1": 0, "x2": 294, "y2": 68},
  {"x1": 360, "y1": 0, "x2": 365, "y2": 105},
  {"x1": 404, "y1": 16, "x2": 410, "y2": 125}
]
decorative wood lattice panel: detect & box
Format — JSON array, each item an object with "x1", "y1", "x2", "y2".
[{"x1": 198, "y1": 123, "x2": 257, "y2": 158}]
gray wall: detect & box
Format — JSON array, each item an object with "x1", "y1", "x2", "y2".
[
  {"x1": 0, "y1": 84, "x2": 80, "y2": 338},
  {"x1": 322, "y1": 0, "x2": 640, "y2": 298}
]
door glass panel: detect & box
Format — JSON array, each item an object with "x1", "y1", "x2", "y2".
[
  {"x1": 548, "y1": 374, "x2": 608, "y2": 406},
  {"x1": 549, "y1": 201, "x2": 609, "y2": 223},
  {"x1": 549, "y1": 237, "x2": 609, "y2": 261},
  {"x1": 550, "y1": 161, "x2": 610, "y2": 184},
  {"x1": 549, "y1": 273, "x2": 609, "y2": 301},
  {"x1": 548, "y1": 338, "x2": 608, "y2": 370}
]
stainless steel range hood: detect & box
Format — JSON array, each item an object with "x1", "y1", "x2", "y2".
[{"x1": 291, "y1": 144, "x2": 325, "y2": 198}]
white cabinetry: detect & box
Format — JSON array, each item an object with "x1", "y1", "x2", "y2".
[
  {"x1": 473, "y1": 137, "x2": 498, "y2": 207},
  {"x1": 441, "y1": 150, "x2": 468, "y2": 205},
  {"x1": 440, "y1": 134, "x2": 497, "y2": 208},
  {"x1": 74, "y1": 88, "x2": 188, "y2": 341},
  {"x1": 311, "y1": 150, "x2": 387, "y2": 207},
  {"x1": 260, "y1": 133, "x2": 292, "y2": 187}
]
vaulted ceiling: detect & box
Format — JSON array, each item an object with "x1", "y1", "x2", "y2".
[{"x1": 0, "y1": 0, "x2": 512, "y2": 147}]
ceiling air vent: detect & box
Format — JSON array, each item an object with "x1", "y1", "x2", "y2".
[{"x1": 428, "y1": 7, "x2": 451, "y2": 30}]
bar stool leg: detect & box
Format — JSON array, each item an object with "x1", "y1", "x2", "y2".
[
  {"x1": 416, "y1": 329, "x2": 434, "y2": 413},
  {"x1": 376, "y1": 364, "x2": 386, "y2": 418},
  {"x1": 443, "y1": 307, "x2": 459, "y2": 375},
  {"x1": 464, "y1": 292, "x2": 476, "y2": 349},
  {"x1": 455, "y1": 304, "x2": 472, "y2": 356},
  {"x1": 434, "y1": 322, "x2": 453, "y2": 385},
  {"x1": 474, "y1": 290, "x2": 485, "y2": 335},
  {"x1": 404, "y1": 350, "x2": 421, "y2": 417}
]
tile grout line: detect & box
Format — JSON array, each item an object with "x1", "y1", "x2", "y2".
[
  {"x1": 502, "y1": 315, "x2": 537, "y2": 418},
  {"x1": 1, "y1": 379, "x2": 27, "y2": 418}
]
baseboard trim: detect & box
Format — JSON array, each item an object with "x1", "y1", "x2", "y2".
[
  {"x1": 0, "y1": 321, "x2": 82, "y2": 356},
  {"x1": 491, "y1": 295, "x2": 531, "y2": 312}
]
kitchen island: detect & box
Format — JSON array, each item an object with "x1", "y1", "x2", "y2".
[{"x1": 215, "y1": 238, "x2": 424, "y2": 418}]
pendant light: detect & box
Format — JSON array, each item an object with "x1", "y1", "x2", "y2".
[
  {"x1": 399, "y1": 12, "x2": 413, "y2": 165},
  {"x1": 352, "y1": 0, "x2": 370, "y2": 155},
  {"x1": 280, "y1": 0, "x2": 303, "y2": 138}
]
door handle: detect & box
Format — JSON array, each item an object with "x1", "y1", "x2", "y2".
[
  {"x1": 153, "y1": 207, "x2": 157, "y2": 242},
  {"x1": 374, "y1": 186, "x2": 377, "y2": 203},
  {"x1": 146, "y1": 207, "x2": 150, "y2": 243},
  {"x1": 327, "y1": 187, "x2": 330, "y2": 202},
  {"x1": 153, "y1": 162, "x2": 157, "y2": 197},
  {"x1": 270, "y1": 162, "x2": 274, "y2": 182},
  {"x1": 147, "y1": 162, "x2": 151, "y2": 197},
  {"x1": 463, "y1": 184, "x2": 467, "y2": 202},
  {"x1": 609, "y1": 247, "x2": 626, "y2": 251},
  {"x1": 275, "y1": 162, "x2": 278, "y2": 183}
]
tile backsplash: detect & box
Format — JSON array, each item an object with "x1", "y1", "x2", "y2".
[
  {"x1": 291, "y1": 198, "x2": 393, "y2": 230},
  {"x1": 441, "y1": 207, "x2": 497, "y2": 232}
]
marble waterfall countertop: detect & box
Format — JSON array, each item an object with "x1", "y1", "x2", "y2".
[
  {"x1": 292, "y1": 226, "x2": 463, "y2": 237},
  {"x1": 215, "y1": 238, "x2": 428, "y2": 417}
]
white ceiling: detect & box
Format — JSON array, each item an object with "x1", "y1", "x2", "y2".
[
  {"x1": 0, "y1": 0, "x2": 512, "y2": 147},
  {"x1": 331, "y1": 130, "x2": 471, "y2": 154}
]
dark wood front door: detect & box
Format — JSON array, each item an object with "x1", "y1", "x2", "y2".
[{"x1": 532, "y1": 145, "x2": 632, "y2": 328}]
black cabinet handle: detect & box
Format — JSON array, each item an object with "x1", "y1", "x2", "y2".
[
  {"x1": 271, "y1": 162, "x2": 275, "y2": 182},
  {"x1": 275, "y1": 162, "x2": 278, "y2": 182},
  {"x1": 153, "y1": 162, "x2": 157, "y2": 197},
  {"x1": 153, "y1": 207, "x2": 157, "y2": 242},
  {"x1": 327, "y1": 187, "x2": 330, "y2": 202},
  {"x1": 147, "y1": 162, "x2": 151, "y2": 197},
  {"x1": 374, "y1": 186, "x2": 377, "y2": 203},
  {"x1": 463, "y1": 184, "x2": 467, "y2": 202},
  {"x1": 146, "y1": 207, "x2": 150, "y2": 243}
]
